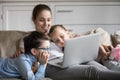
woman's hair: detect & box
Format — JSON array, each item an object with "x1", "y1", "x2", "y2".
[
  {"x1": 32, "y1": 4, "x2": 52, "y2": 21},
  {"x1": 49, "y1": 24, "x2": 67, "y2": 36},
  {"x1": 24, "y1": 31, "x2": 50, "y2": 53}
]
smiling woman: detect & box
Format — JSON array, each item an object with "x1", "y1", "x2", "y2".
[
  {"x1": 11, "y1": 3, "x2": 52, "y2": 57},
  {"x1": 32, "y1": 4, "x2": 52, "y2": 34}
]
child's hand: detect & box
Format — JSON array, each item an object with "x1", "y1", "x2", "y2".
[
  {"x1": 38, "y1": 50, "x2": 50, "y2": 66},
  {"x1": 99, "y1": 44, "x2": 113, "y2": 60}
]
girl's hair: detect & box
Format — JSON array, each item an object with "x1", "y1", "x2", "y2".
[
  {"x1": 32, "y1": 4, "x2": 52, "y2": 21},
  {"x1": 49, "y1": 24, "x2": 67, "y2": 36},
  {"x1": 24, "y1": 31, "x2": 50, "y2": 53}
]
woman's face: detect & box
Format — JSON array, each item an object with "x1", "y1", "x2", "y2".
[
  {"x1": 50, "y1": 27, "x2": 70, "y2": 48},
  {"x1": 33, "y1": 10, "x2": 52, "y2": 34}
]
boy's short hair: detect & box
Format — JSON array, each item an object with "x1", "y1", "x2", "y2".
[{"x1": 23, "y1": 31, "x2": 50, "y2": 53}]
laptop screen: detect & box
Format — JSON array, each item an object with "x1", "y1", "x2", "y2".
[{"x1": 62, "y1": 33, "x2": 101, "y2": 67}]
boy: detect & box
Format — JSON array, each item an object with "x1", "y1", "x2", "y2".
[{"x1": 0, "y1": 31, "x2": 50, "y2": 80}]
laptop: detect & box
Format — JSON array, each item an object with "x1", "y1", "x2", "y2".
[{"x1": 48, "y1": 33, "x2": 101, "y2": 68}]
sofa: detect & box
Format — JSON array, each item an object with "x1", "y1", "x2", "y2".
[
  {"x1": 1, "y1": 28, "x2": 118, "y2": 58},
  {"x1": 0, "y1": 31, "x2": 52, "y2": 80},
  {"x1": 0, "y1": 31, "x2": 28, "y2": 58},
  {"x1": 0, "y1": 30, "x2": 119, "y2": 80}
]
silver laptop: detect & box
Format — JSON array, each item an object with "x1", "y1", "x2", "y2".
[{"x1": 48, "y1": 33, "x2": 101, "y2": 68}]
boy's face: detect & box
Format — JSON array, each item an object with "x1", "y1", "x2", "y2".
[
  {"x1": 36, "y1": 40, "x2": 50, "y2": 58},
  {"x1": 38, "y1": 40, "x2": 50, "y2": 52},
  {"x1": 50, "y1": 27, "x2": 70, "y2": 48}
]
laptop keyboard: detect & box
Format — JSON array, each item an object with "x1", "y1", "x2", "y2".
[{"x1": 57, "y1": 61, "x2": 63, "y2": 66}]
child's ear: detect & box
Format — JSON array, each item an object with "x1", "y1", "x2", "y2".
[{"x1": 31, "y1": 48, "x2": 37, "y2": 56}]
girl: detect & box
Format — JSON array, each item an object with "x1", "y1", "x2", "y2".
[
  {"x1": 47, "y1": 24, "x2": 120, "y2": 80},
  {"x1": 49, "y1": 24, "x2": 113, "y2": 61}
]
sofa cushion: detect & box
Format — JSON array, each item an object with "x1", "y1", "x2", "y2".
[{"x1": 0, "y1": 31, "x2": 29, "y2": 57}]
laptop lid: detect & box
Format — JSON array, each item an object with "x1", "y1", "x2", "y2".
[{"x1": 62, "y1": 33, "x2": 101, "y2": 68}]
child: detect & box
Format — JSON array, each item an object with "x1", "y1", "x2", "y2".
[
  {"x1": 48, "y1": 24, "x2": 120, "y2": 72},
  {"x1": 48, "y1": 24, "x2": 111, "y2": 51},
  {"x1": 0, "y1": 31, "x2": 50, "y2": 80},
  {"x1": 48, "y1": 24, "x2": 111, "y2": 62}
]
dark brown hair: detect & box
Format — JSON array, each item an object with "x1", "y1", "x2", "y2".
[
  {"x1": 49, "y1": 24, "x2": 67, "y2": 36},
  {"x1": 24, "y1": 31, "x2": 50, "y2": 53},
  {"x1": 32, "y1": 4, "x2": 52, "y2": 21}
]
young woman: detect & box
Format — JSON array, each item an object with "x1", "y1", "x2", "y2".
[
  {"x1": 32, "y1": 4, "x2": 52, "y2": 34},
  {"x1": 12, "y1": 4, "x2": 62, "y2": 60},
  {"x1": 12, "y1": 4, "x2": 52, "y2": 57},
  {"x1": 0, "y1": 31, "x2": 50, "y2": 80},
  {"x1": 10, "y1": 3, "x2": 61, "y2": 79}
]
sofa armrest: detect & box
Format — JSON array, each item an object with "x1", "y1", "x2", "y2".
[{"x1": 0, "y1": 31, "x2": 29, "y2": 58}]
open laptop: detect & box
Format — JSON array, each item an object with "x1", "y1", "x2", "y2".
[{"x1": 48, "y1": 33, "x2": 101, "y2": 68}]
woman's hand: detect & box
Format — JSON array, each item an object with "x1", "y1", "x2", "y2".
[{"x1": 11, "y1": 49, "x2": 23, "y2": 58}]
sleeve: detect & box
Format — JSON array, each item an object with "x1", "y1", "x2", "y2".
[
  {"x1": 19, "y1": 38, "x2": 24, "y2": 49},
  {"x1": 49, "y1": 42, "x2": 63, "y2": 60},
  {"x1": 34, "y1": 65, "x2": 46, "y2": 79},
  {"x1": 19, "y1": 39, "x2": 24, "y2": 53},
  {"x1": 16, "y1": 56, "x2": 46, "y2": 80},
  {"x1": 19, "y1": 33, "x2": 30, "y2": 53},
  {"x1": 89, "y1": 27, "x2": 112, "y2": 46}
]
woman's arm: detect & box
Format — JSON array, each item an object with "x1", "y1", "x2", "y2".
[
  {"x1": 11, "y1": 38, "x2": 24, "y2": 58},
  {"x1": 11, "y1": 33, "x2": 30, "y2": 58},
  {"x1": 49, "y1": 42, "x2": 63, "y2": 60}
]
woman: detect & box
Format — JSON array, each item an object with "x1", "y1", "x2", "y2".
[
  {"x1": 11, "y1": 4, "x2": 61, "y2": 78},
  {"x1": 12, "y1": 4, "x2": 52, "y2": 57}
]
